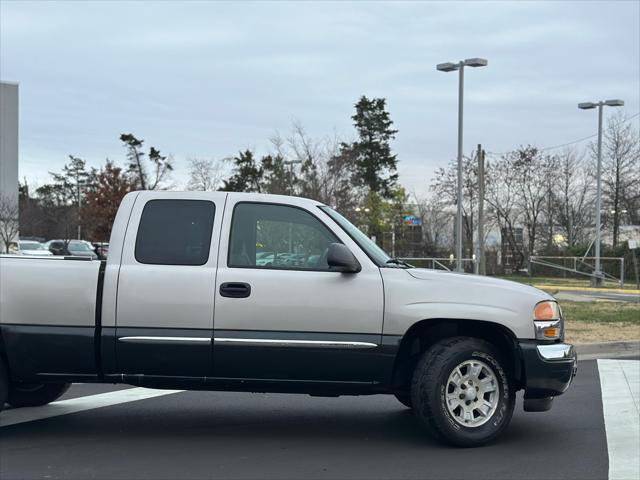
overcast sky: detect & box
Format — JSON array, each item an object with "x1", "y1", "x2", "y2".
[{"x1": 1, "y1": 0, "x2": 639, "y2": 194}]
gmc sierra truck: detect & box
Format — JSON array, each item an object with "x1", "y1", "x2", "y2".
[{"x1": 0, "y1": 191, "x2": 577, "y2": 446}]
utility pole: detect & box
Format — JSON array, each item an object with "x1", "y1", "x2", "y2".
[
  {"x1": 76, "y1": 176, "x2": 84, "y2": 240},
  {"x1": 283, "y1": 160, "x2": 302, "y2": 196},
  {"x1": 476, "y1": 144, "x2": 486, "y2": 275}
]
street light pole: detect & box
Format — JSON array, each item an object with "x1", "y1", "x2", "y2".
[
  {"x1": 595, "y1": 103, "x2": 603, "y2": 284},
  {"x1": 578, "y1": 99, "x2": 624, "y2": 286},
  {"x1": 437, "y1": 57, "x2": 487, "y2": 272},
  {"x1": 456, "y1": 62, "x2": 464, "y2": 273}
]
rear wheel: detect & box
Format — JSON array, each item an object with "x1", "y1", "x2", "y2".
[
  {"x1": 0, "y1": 360, "x2": 8, "y2": 412},
  {"x1": 8, "y1": 382, "x2": 71, "y2": 408},
  {"x1": 411, "y1": 337, "x2": 515, "y2": 447}
]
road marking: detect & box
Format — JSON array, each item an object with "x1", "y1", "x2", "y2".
[
  {"x1": 598, "y1": 359, "x2": 640, "y2": 480},
  {"x1": 0, "y1": 387, "x2": 184, "y2": 428}
]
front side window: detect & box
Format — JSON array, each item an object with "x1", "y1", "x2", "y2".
[
  {"x1": 135, "y1": 199, "x2": 215, "y2": 265},
  {"x1": 228, "y1": 203, "x2": 339, "y2": 270}
]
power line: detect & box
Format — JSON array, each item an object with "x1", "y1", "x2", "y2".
[{"x1": 486, "y1": 111, "x2": 640, "y2": 158}]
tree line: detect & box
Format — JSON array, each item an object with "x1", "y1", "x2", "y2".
[{"x1": 8, "y1": 96, "x2": 640, "y2": 276}]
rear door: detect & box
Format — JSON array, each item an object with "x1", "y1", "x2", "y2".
[{"x1": 115, "y1": 192, "x2": 225, "y2": 377}]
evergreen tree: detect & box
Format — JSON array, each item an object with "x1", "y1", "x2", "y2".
[
  {"x1": 49, "y1": 155, "x2": 97, "y2": 206},
  {"x1": 220, "y1": 150, "x2": 263, "y2": 192},
  {"x1": 342, "y1": 96, "x2": 399, "y2": 198}
]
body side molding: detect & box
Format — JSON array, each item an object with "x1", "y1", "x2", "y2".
[{"x1": 213, "y1": 338, "x2": 378, "y2": 348}]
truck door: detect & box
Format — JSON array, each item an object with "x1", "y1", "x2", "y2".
[
  {"x1": 115, "y1": 192, "x2": 224, "y2": 377},
  {"x1": 212, "y1": 195, "x2": 385, "y2": 383}
]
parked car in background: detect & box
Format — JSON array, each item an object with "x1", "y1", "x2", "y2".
[
  {"x1": 255, "y1": 251, "x2": 274, "y2": 266},
  {"x1": 16, "y1": 241, "x2": 53, "y2": 256},
  {"x1": 92, "y1": 242, "x2": 109, "y2": 260},
  {"x1": 44, "y1": 240, "x2": 99, "y2": 259}
]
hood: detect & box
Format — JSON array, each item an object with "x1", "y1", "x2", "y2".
[{"x1": 406, "y1": 268, "x2": 551, "y2": 302}]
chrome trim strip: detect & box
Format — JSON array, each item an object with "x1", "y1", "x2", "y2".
[
  {"x1": 118, "y1": 336, "x2": 211, "y2": 344},
  {"x1": 537, "y1": 343, "x2": 575, "y2": 360},
  {"x1": 213, "y1": 338, "x2": 378, "y2": 349}
]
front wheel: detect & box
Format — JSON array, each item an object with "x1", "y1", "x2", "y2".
[
  {"x1": 411, "y1": 337, "x2": 515, "y2": 447},
  {"x1": 8, "y1": 382, "x2": 71, "y2": 408}
]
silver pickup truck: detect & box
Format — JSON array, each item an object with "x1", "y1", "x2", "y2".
[{"x1": 0, "y1": 191, "x2": 577, "y2": 446}]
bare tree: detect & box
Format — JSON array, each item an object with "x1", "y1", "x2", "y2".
[
  {"x1": 593, "y1": 111, "x2": 640, "y2": 245},
  {"x1": 485, "y1": 156, "x2": 526, "y2": 272},
  {"x1": 270, "y1": 121, "x2": 360, "y2": 215},
  {"x1": 511, "y1": 146, "x2": 556, "y2": 255},
  {"x1": 186, "y1": 158, "x2": 225, "y2": 191},
  {"x1": 552, "y1": 148, "x2": 594, "y2": 248},
  {"x1": 0, "y1": 194, "x2": 19, "y2": 253},
  {"x1": 411, "y1": 190, "x2": 453, "y2": 255},
  {"x1": 430, "y1": 151, "x2": 478, "y2": 258}
]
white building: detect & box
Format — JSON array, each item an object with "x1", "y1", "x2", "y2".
[{"x1": 0, "y1": 81, "x2": 20, "y2": 250}]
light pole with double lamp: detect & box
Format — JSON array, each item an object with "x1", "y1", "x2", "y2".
[
  {"x1": 437, "y1": 58, "x2": 488, "y2": 272},
  {"x1": 578, "y1": 99, "x2": 624, "y2": 286}
]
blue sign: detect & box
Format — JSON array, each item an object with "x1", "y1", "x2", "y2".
[{"x1": 403, "y1": 215, "x2": 421, "y2": 226}]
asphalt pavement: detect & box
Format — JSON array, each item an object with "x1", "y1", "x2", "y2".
[{"x1": 2, "y1": 357, "x2": 637, "y2": 480}]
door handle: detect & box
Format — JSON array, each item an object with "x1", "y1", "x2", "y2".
[{"x1": 219, "y1": 282, "x2": 251, "y2": 298}]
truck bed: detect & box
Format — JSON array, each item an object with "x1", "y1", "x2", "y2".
[{"x1": 0, "y1": 255, "x2": 103, "y2": 381}]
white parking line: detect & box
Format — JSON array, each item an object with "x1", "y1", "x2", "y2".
[
  {"x1": 0, "y1": 387, "x2": 184, "y2": 428},
  {"x1": 598, "y1": 359, "x2": 640, "y2": 480}
]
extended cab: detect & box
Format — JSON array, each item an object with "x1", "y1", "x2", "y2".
[{"x1": 0, "y1": 191, "x2": 577, "y2": 446}]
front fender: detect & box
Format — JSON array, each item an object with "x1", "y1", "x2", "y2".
[{"x1": 381, "y1": 269, "x2": 545, "y2": 339}]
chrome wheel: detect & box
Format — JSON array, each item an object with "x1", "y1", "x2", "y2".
[{"x1": 445, "y1": 359, "x2": 499, "y2": 428}]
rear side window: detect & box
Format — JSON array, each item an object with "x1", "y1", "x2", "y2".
[{"x1": 135, "y1": 199, "x2": 215, "y2": 265}]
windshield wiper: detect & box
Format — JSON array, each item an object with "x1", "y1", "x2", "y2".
[{"x1": 385, "y1": 258, "x2": 414, "y2": 268}]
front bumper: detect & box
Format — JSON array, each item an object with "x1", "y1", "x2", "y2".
[{"x1": 519, "y1": 341, "x2": 577, "y2": 399}]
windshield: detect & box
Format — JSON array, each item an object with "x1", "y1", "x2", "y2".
[
  {"x1": 319, "y1": 206, "x2": 393, "y2": 267},
  {"x1": 19, "y1": 241, "x2": 44, "y2": 250}
]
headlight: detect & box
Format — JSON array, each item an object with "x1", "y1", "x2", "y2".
[
  {"x1": 534, "y1": 301, "x2": 561, "y2": 321},
  {"x1": 533, "y1": 301, "x2": 563, "y2": 340}
]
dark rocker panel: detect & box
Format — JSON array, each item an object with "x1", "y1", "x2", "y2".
[
  {"x1": 0, "y1": 324, "x2": 98, "y2": 381},
  {"x1": 212, "y1": 330, "x2": 401, "y2": 384}
]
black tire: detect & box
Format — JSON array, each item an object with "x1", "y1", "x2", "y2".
[
  {"x1": 8, "y1": 382, "x2": 71, "y2": 408},
  {"x1": 411, "y1": 336, "x2": 515, "y2": 447},
  {"x1": 394, "y1": 392, "x2": 413, "y2": 409},
  {"x1": 0, "y1": 360, "x2": 8, "y2": 412}
]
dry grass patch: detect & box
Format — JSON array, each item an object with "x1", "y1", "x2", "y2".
[
  {"x1": 558, "y1": 299, "x2": 640, "y2": 343},
  {"x1": 565, "y1": 320, "x2": 640, "y2": 344}
]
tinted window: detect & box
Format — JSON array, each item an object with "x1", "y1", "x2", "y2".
[
  {"x1": 229, "y1": 203, "x2": 338, "y2": 270},
  {"x1": 135, "y1": 200, "x2": 215, "y2": 265}
]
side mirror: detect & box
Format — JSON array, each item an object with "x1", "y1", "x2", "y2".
[{"x1": 327, "y1": 243, "x2": 361, "y2": 273}]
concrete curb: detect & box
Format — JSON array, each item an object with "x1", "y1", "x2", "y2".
[{"x1": 576, "y1": 340, "x2": 640, "y2": 360}]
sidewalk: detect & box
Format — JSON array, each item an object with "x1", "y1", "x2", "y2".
[
  {"x1": 576, "y1": 340, "x2": 640, "y2": 360},
  {"x1": 597, "y1": 359, "x2": 640, "y2": 480}
]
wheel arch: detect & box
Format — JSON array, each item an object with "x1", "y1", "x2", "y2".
[{"x1": 390, "y1": 318, "x2": 524, "y2": 393}]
